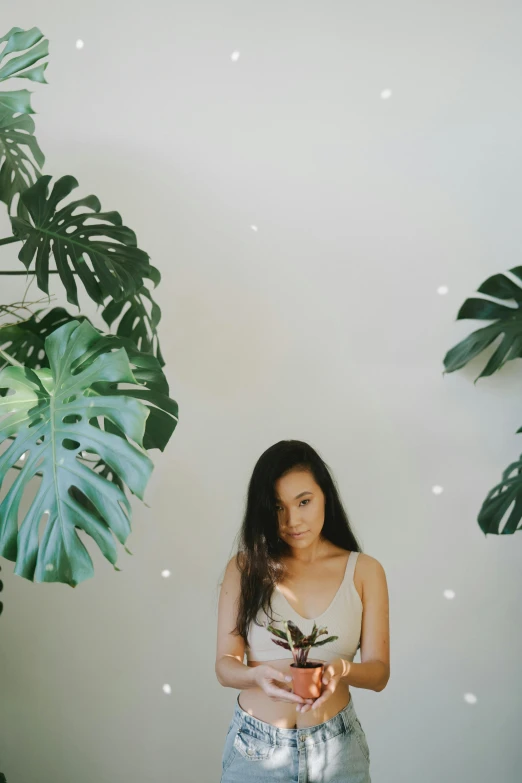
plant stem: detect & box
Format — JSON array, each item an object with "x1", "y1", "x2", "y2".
[
  {"x1": 0, "y1": 349, "x2": 22, "y2": 367},
  {"x1": 0, "y1": 236, "x2": 21, "y2": 247},
  {"x1": 0, "y1": 270, "x2": 69, "y2": 275}
]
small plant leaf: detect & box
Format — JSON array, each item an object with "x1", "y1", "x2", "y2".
[
  {"x1": 312, "y1": 636, "x2": 339, "y2": 647},
  {"x1": 270, "y1": 639, "x2": 291, "y2": 650},
  {"x1": 266, "y1": 624, "x2": 289, "y2": 641}
]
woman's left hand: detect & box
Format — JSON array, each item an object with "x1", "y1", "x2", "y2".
[{"x1": 296, "y1": 658, "x2": 344, "y2": 713}]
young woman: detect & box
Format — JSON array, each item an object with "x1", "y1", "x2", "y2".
[{"x1": 215, "y1": 440, "x2": 390, "y2": 782}]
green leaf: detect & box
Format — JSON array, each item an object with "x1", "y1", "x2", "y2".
[
  {"x1": 67, "y1": 332, "x2": 177, "y2": 452},
  {"x1": 283, "y1": 620, "x2": 296, "y2": 654},
  {"x1": 286, "y1": 619, "x2": 305, "y2": 641},
  {"x1": 0, "y1": 91, "x2": 45, "y2": 220},
  {"x1": 313, "y1": 636, "x2": 339, "y2": 647},
  {"x1": 266, "y1": 624, "x2": 289, "y2": 641},
  {"x1": 0, "y1": 307, "x2": 87, "y2": 372},
  {"x1": 0, "y1": 27, "x2": 49, "y2": 219},
  {"x1": 477, "y1": 450, "x2": 522, "y2": 535},
  {"x1": 309, "y1": 622, "x2": 319, "y2": 644},
  {"x1": 101, "y1": 264, "x2": 165, "y2": 367},
  {"x1": 0, "y1": 318, "x2": 155, "y2": 586},
  {"x1": 0, "y1": 27, "x2": 49, "y2": 83},
  {"x1": 10, "y1": 175, "x2": 153, "y2": 308},
  {"x1": 0, "y1": 312, "x2": 178, "y2": 452},
  {"x1": 443, "y1": 269, "x2": 522, "y2": 381}
]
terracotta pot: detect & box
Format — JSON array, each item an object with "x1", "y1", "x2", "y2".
[{"x1": 290, "y1": 661, "x2": 324, "y2": 699}]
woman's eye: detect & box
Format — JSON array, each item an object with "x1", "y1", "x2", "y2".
[{"x1": 276, "y1": 499, "x2": 309, "y2": 512}]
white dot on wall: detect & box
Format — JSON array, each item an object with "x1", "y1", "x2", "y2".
[
  {"x1": 45, "y1": 563, "x2": 54, "y2": 571},
  {"x1": 76, "y1": 40, "x2": 84, "y2": 50},
  {"x1": 443, "y1": 589, "x2": 456, "y2": 600},
  {"x1": 432, "y1": 485, "x2": 444, "y2": 495},
  {"x1": 231, "y1": 51, "x2": 240, "y2": 61},
  {"x1": 381, "y1": 89, "x2": 392, "y2": 99},
  {"x1": 464, "y1": 693, "x2": 477, "y2": 705},
  {"x1": 437, "y1": 286, "x2": 449, "y2": 295},
  {"x1": 251, "y1": 225, "x2": 258, "y2": 232},
  {"x1": 163, "y1": 684, "x2": 172, "y2": 695},
  {"x1": 161, "y1": 569, "x2": 171, "y2": 578}
]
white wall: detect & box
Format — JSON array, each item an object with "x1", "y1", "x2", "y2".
[{"x1": 1, "y1": 1, "x2": 522, "y2": 781}]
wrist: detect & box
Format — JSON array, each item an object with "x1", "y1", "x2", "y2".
[
  {"x1": 334, "y1": 657, "x2": 349, "y2": 679},
  {"x1": 249, "y1": 664, "x2": 262, "y2": 687}
]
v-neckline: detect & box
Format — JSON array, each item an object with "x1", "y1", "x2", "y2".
[{"x1": 275, "y1": 551, "x2": 352, "y2": 622}]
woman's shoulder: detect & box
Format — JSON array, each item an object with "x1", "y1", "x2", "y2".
[
  {"x1": 328, "y1": 544, "x2": 379, "y2": 567},
  {"x1": 351, "y1": 550, "x2": 384, "y2": 567},
  {"x1": 354, "y1": 552, "x2": 387, "y2": 589}
]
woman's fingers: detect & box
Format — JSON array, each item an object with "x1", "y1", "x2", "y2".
[
  {"x1": 263, "y1": 669, "x2": 315, "y2": 705},
  {"x1": 268, "y1": 683, "x2": 306, "y2": 703}
]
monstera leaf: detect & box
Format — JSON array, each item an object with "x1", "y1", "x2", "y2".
[
  {"x1": 444, "y1": 267, "x2": 522, "y2": 536},
  {"x1": 0, "y1": 307, "x2": 85, "y2": 372},
  {"x1": 0, "y1": 318, "x2": 159, "y2": 587},
  {"x1": 0, "y1": 94, "x2": 45, "y2": 221},
  {"x1": 10, "y1": 174, "x2": 153, "y2": 308},
  {"x1": 0, "y1": 27, "x2": 48, "y2": 220},
  {"x1": 0, "y1": 307, "x2": 177, "y2": 451},
  {"x1": 443, "y1": 268, "x2": 522, "y2": 381},
  {"x1": 0, "y1": 27, "x2": 49, "y2": 84},
  {"x1": 74, "y1": 331, "x2": 177, "y2": 452},
  {"x1": 101, "y1": 264, "x2": 165, "y2": 367},
  {"x1": 477, "y1": 452, "x2": 522, "y2": 535}
]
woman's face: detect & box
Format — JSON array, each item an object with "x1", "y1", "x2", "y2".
[{"x1": 274, "y1": 469, "x2": 325, "y2": 548}]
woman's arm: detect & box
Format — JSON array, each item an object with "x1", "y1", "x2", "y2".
[
  {"x1": 215, "y1": 654, "x2": 258, "y2": 689},
  {"x1": 335, "y1": 658, "x2": 389, "y2": 691},
  {"x1": 215, "y1": 556, "x2": 256, "y2": 689},
  {"x1": 352, "y1": 554, "x2": 390, "y2": 690}
]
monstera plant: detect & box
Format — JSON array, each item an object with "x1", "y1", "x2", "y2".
[
  {"x1": 444, "y1": 268, "x2": 522, "y2": 536},
  {"x1": 0, "y1": 25, "x2": 178, "y2": 610}
]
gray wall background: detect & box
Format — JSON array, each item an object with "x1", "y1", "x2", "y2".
[{"x1": 1, "y1": 1, "x2": 522, "y2": 781}]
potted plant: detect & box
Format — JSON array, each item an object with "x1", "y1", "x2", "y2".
[{"x1": 266, "y1": 619, "x2": 339, "y2": 699}]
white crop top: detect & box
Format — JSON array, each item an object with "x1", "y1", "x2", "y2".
[{"x1": 245, "y1": 550, "x2": 363, "y2": 664}]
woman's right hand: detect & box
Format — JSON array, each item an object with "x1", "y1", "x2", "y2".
[{"x1": 252, "y1": 665, "x2": 314, "y2": 706}]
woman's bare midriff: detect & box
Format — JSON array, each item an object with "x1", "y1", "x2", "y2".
[
  {"x1": 237, "y1": 545, "x2": 362, "y2": 728},
  {"x1": 238, "y1": 659, "x2": 351, "y2": 729}
]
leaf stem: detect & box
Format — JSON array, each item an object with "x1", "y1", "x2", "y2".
[
  {"x1": 0, "y1": 270, "x2": 69, "y2": 275},
  {"x1": 0, "y1": 236, "x2": 21, "y2": 247},
  {"x1": 0, "y1": 349, "x2": 22, "y2": 367}
]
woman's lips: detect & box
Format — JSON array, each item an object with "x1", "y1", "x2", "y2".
[{"x1": 288, "y1": 530, "x2": 308, "y2": 538}]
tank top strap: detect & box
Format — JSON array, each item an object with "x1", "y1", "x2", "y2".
[{"x1": 345, "y1": 550, "x2": 359, "y2": 583}]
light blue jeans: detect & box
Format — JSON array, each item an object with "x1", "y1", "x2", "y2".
[{"x1": 220, "y1": 693, "x2": 371, "y2": 782}]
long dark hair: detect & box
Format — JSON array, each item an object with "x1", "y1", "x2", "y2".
[{"x1": 226, "y1": 439, "x2": 364, "y2": 645}]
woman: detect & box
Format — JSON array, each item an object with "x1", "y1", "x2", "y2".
[{"x1": 215, "y1": 440, "x2": 390, "y2": 782}]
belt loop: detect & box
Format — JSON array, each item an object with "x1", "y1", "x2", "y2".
[{"x1": 340, "y1": 708, "x2": 349, "y2": 733}]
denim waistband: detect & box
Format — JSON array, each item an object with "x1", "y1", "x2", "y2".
[{"x1": 231, "y1": 692, "x2": 356, "y2": 747}]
